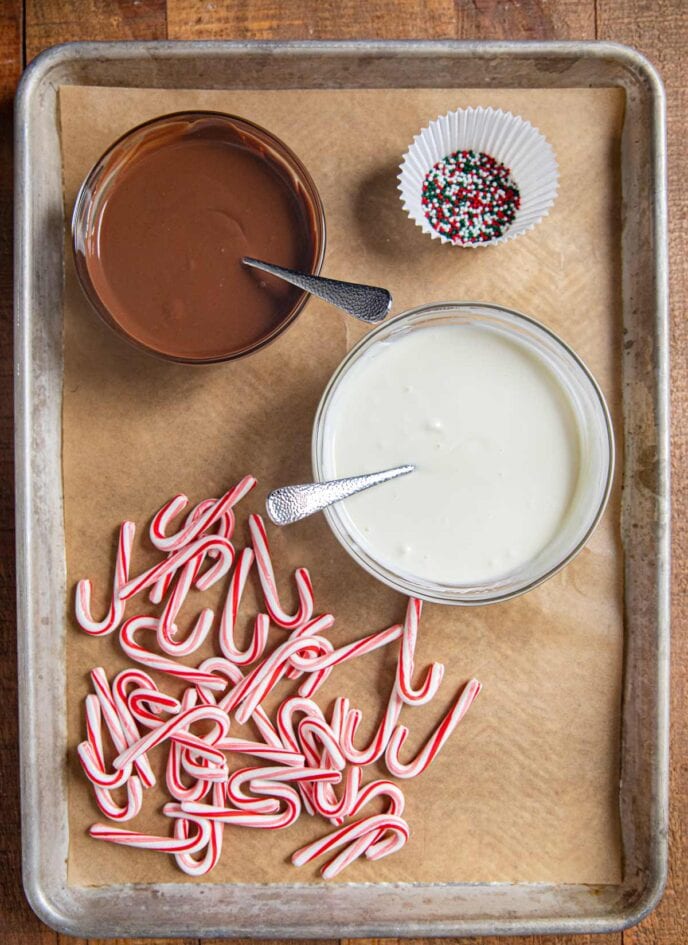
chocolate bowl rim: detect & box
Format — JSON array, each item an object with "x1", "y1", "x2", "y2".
[{"x1": 71, "y1": 109, "x2": 327, "y2": 364}]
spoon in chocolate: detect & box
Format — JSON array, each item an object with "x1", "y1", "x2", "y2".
[
  {"x1": 243, "y1": 257, "x2": 392, "y2": 323},
  {"x1": 266, "y1": 464, "x2": 415, "y2": 526}
]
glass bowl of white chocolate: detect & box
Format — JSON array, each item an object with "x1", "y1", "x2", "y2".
[{"x1": 312, "y1": 301, "x2": 614, "y2": 605}]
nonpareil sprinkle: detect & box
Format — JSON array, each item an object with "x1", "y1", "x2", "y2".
[{"x1": 421, "y1": 150, "x2": 521, "y2": 245}]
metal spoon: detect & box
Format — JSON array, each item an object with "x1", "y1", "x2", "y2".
[
  {"x1": 266, "y1": 465, "x2": 415, "y2": 526},
  {"x1": 243, "y1": 256, "x2": 392, "y2": 323}
]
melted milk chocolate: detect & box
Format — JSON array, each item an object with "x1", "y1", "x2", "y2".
[{"x1": 80, "y1": 115, "x2": 318, "y2": 361}]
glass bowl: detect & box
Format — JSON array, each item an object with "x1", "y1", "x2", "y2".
[
  {"x1": 72, "y1": 111, "x2": 326, "y2": 364},
  {"x1": 312, "y1": 301, "x2": 614, "y2": 605}
]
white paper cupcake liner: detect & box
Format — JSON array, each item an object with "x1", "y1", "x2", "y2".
[{"x1": 398, "y1": 106, "x2": 559, "y2": 248}]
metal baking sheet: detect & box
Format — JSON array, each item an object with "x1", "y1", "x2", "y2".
[{"x1": 14, "y1": 40, "x2": 669, "y2": 938}]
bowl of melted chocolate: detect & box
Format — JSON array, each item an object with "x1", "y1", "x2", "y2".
[{"x1": 72, "y1": 112, "x2": 326, "y2": 362}]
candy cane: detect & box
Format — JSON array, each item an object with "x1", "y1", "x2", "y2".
[
  {"x1": 340, "y1": 685, "x2": 404, "y2": 766},
  {"x1": 297, "y1": 717, "x2": 346, "y2": 770},
  {"x1": 103, "y1": 669, "x2": 157, "y2": 788},
  {"x1": 231, "y1": 635, "x2": 332, "y2": 725},
  {"x1": 89, "y1": 819, "x2": 211, "y2": 854},
  {"x1": 248, "y1": 514, "x2": 314, "y2": 629},
  {"x1": 170, "y1": 781, "x2": 225, "y2": 876},
  {"x1": 291, "y1": 814, "x2": 409, "y2": 878},
  {"x1": 216, "y1": 737, "x2": 305, "y2": 767},
  {"x1": 79, "y1": 695, "x2": 143, "y2": 820},
  {"x1": 396, "y1": 597, "x2": 444, "y2": 706},
  {"x1": 194, "y1": 656, "x2": 283, "y2": 749},
  {"x1": 385, "y1": 678, "x2": 482, "y2": 779},
  {"x1": 275, "y1": 696, "x2": 329, "y2": 815},
  {"x1": 119, "y1": 616, "x2": 226, "y2": 690},
  {"x1": 284, "y1": 613, "x2": 335, "y2": 688},
  {"x1": 166, "y1": 737, "x2": 212, "y2": 803},
  {"x1": 149, "y1": 499, "x2": 235, "y2": 603},
  {"x1": 127, "y1": 688, "x2": 181, "y2": 728},
  {"x1": 149, "y1": 477, "x2": 255, "y2": 553},
  {"x1": 118, "y1": 536, "x2": 234, "y2": 602},
  {"x1": 293, "y1": 621, "x2": 402, "y2": 698},
  {"x1": 178, "y1": 747, "x2": 228, "y2": 782},
  {"x1": 75, "y1": 521, "x2": 135, "y2": 635},
  {"x1": 290, "y1": 622, "x2": 403, "y2": 674},
  {"x1": 156, "y1": 553, "x2": 215, "y2": 657},
  {"x1": 312, "y1": 764, "x2": 362, "y2": 823},
  {"x1": 218, "y1": 548, "x2": 270, "y2": 665},
  {"x1": 296, "y1": 714, "x2": 348, "y2": 818},
  {"x1": 90, "y1": 668, "x2": 155, "y2": 788},
  {"x1": 226, "y1": 765, "x2": 340, "y2": 815},
  {"x1": 166, "y1": 689, "x2": 213, "y2": 803},
  {"x1": 284, "y1": 612, "x2": 335, "y2": 680},
  {"x1": 113, "y1": 704, "x2": 229, "y2": 771},
  {"x1": 79, "y1": 696, "x2": 132, "y2": 788},
  {"x1": 181, "y1": 779, "x2": 301, "y2": 830}
]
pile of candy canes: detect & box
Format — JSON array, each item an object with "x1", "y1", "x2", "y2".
[{"x1": 75, "y1": 476, "x2": 481, "y2": 879}]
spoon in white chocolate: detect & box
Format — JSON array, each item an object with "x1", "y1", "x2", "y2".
[{"x1": 266, "y1": 465, "x2": 415, "y2": 526}]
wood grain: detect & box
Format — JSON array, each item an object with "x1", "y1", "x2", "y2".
[
  {"x1": 24, "y1": 0, "x2": 166, "y2": 60},
  {"x1": 166, "y1": 0, "x2": 594, "y2": 40},
  {"x1": 2, "y1": 0, "x2": 685, "y2": 943},
  {"x1": 0, "y1": 1, "x2": 58, "y2": 941}
]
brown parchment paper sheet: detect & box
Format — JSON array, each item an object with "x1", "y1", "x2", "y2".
[{"x1": 60, "y1": 85, "x2": 625, "y2": 887}]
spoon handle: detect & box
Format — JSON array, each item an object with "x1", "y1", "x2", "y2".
[
  {"x1": 243, "y1": 257, "x2": 392, "y2": 323},
  {"x1": 266, "y1": 465, "x2": 415, "y2": 526}
]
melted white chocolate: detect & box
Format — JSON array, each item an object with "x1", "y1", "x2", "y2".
[{"x1": 323, "y1": 323, "x2": 582, "y2": 586}]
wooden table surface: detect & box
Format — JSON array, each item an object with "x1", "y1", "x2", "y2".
[{"x1": 2, "y1": 1, "x2": 685, "y2": 943}]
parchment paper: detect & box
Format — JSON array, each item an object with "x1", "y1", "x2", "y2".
[{"x1": 60, "y1": 85, "x2": 625, "y2": 887}]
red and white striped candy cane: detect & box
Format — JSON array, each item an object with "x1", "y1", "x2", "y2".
[
  {"x1": 113, "y1": 704, "x2": 229, "y2": 771},
  {"x1": 112, "y1": 668, "x2": 162, "y2": 773},
  {"x1": 346, "y1": 778, "x2": 406, "y2": 859},
  {"x1": 297, "y1": 715, "x2": 348, "y2": 818},
  {"x1": 218, "y1": 548, "x2": 270, "y2": 665},
  {"x1": 149, "y1": 498, "x2": 236, "y2": 604},
  {"x1": 275, "y1": 696, "x2": 328, "y2": 815},
  {"x1": 385, "y1": 678, "x2": 482, "y2": 779},
  {"x1": 166, "y1": 737, "x2": 212, "y2": 803},
  {"x1": 149, "y1": 477, "x2": 255, "y2": 553},
  {"x1": 89, "y1": 819, "x2": 211, "y2": 854},
  {"x1": 195, "y1": 657, "x2": 283, "y2": 749},
  {"x1": 156, "y1": 552, "x2": 215, "y2": 657},
  {"x1": 297, "y1": 717, "x2": 346, "y2": 771},
  {"x1": 340, "y1": 685, "x2": 404, "y2": 766},
  {"x1": 216, "y1": 737, "x2": 305, "y2": 767},
  {"x1": 126, "y1": 687, "x2": 181, "y2": 728},
  {"x1": 395, "y1": 597, "x2": 444, "y2": 706},
  {"x1": 226, "y1": 764, "x2": 340, "y2": 814},
  {"x1": 169, "y1": 781, "x2": 225, "y2": 876},
  {"x1": 79, "y1": 696, "x2": 132, "y2": 789},
  {"x1": 312, "y1": 764, "x2": 362, "y2": 824},
  {"x1": 119, "y1": 616, "x2": 226, "y2": 690},
  {"x1": 78, "y1": 696, "x2": 143, "y2": 821},
  {"x1": 290, "y1": 622, "x2": 403, "y2": 674},
  {"x1": 291, "y1": 814, "x2": 409, "y2": 879},
  {"x1": 285, "y1": 612, "x2": 335, "y2": 684},
  {"x1": 74, "y1": 521, "x2": 135, "y2": 635},
  {"x1": 178, "y1": 747, "x2": 228, "y2": 782},
  {"x1": 118, "y1": 536, "x2": 234, "y2": 602},
  {"x1": 181, "y1": 779, "x2": 301, "y2": 830},
  {"x1": 231, "y1": 635, "x2": 332, "y2": 725},
  {"x1": 291, "y1": 621, "x2": 402, "y2": 698},
  {"x1": 165, "y1": 689, "x2": 212, "y2": 803},
  {"x1": 90, "y1": 667, "x2": 155, "y2": 789},
  {"x1": 248, "y1": 514, "x2": 314, "y2": 629}
]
